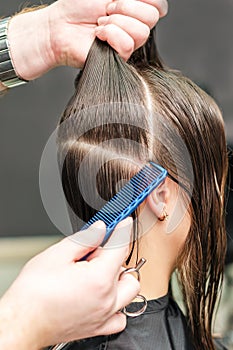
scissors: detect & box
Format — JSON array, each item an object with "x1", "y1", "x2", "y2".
[
  {"x1": 51, "y1": 258, "x2": 147, "y2": 350},
  {"x1": 120, "y1": 257, "x2": 147, "y2": 317}
]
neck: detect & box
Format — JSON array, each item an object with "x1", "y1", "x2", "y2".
[
  {"x1": 128, "y1": 233, "x2": 172, "y2": 300},
  {"x1": 125, "y1": 201, "x2": 190, "y2": 301},
  {"x1": 125, "y1": 191, "x2": 191, "y2": 301}
]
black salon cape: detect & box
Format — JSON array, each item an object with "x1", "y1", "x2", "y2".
[{"x1": 49, "y1": 294, "x2": 227, "y2": 350}]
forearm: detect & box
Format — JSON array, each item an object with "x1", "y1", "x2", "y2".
[{"x1": 0, "y1": 292, "x2": 42, "y2": 350}]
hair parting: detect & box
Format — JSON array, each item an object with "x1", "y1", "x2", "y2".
[{"x1": 58, "y1": 34, "x2": 228, "y2": 350}]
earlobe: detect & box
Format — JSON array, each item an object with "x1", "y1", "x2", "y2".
[
  {"x1": 147, "y1": 180, "x2": 170, "y2": 220},
  {"x1": 158, "y1": 209, "x2": 169, "y2": 222}
]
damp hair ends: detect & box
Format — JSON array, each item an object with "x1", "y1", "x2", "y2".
[
  {"x1": 57, "y1": 37, "x2": 228, "y2": 350},
  {"x1": 138, "y1": 66, "x2": 228, "y2": 350}
]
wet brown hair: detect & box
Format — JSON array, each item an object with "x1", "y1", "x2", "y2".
[{"x1": 58, "y1": 37, "x2": 228, "y2": 350}]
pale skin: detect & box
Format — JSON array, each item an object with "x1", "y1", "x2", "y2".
[
  {"x1": 0, "y1": 0, "x2": 168, "y2": 90},
  {"x1": 0, "y1": 179, "x2": 189, "y2": 350},
  {"x1": 0, "y1": 180, "x2": 189, "y2": 350},
  {"x1": 0, "y1": 0, "x2": 169, "y2": 347},
  {"x1": 0, "y1": 219, "x2": 140, "y2": 349},
  {"x1": 129, "y1": 178, "x2": 191, "y2": 301}
]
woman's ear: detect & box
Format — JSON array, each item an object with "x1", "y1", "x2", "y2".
[{"x1": 147, "y1": 178, "x2": 170, "y2": 219}]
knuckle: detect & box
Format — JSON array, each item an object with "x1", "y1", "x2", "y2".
[
  {"x1": 158, "y1": 0, "x2": 169, "y2": 17},
  {"x1": 149, "y1": 0, "x2": 168, "y2": 18},
  {"x1": 106, "y1": 14, "x2": 116, "y2": 25},
  {"x1": 124, "y1": 40, "x2": 134, "y2": 52},
  {"x1": 148, "y1": 8, "x2": 160, "y2": 28},
  {"x1": 138, "y1": 25, "x2": 150, "y2": 43},
  {"x1": 145, "y1": 24, "x2": 151, "y2": 37},
  {"x1": 116, "y1": 0, "x2": 129, "y2": 14},
  {"x1": 122, "y1": 42, "x2": 134, "y2": 59}
]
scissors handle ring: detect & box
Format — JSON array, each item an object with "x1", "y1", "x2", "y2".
[
  {"x1": 120, "y1": 267, "x2": 141, "y2": 281},
  {"x1": 119, "y1": 258, "x2": 147, "y2": 317},
  {"x1": 122, "y1": 294, "x2": 148, "y2": 317},
  {"x1": 120, "y1": 257, "x2": 146, "y2": 282}
]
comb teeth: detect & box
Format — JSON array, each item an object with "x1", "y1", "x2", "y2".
[{"x1": 81, "y1": 162, "x2": 167, "y2": 244}]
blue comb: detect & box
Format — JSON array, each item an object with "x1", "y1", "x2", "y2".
[
  {"x1": 50, "y1": 162, "x2": 167, "y2": 350},
  {"x1": 81, "y1": 161, "x2": 167, "y2": 244}
]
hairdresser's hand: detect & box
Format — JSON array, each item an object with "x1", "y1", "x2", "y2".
[
  {"x1": 0, "y1": 218, "x2": 139, "y2": 350},
  {"x1": 7, "y1": 0, "x2": 168, "y2": 81}
]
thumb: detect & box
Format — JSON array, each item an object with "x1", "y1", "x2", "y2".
[{"x1": 58, "y1": 221, "x2": 106, "y2": 261}]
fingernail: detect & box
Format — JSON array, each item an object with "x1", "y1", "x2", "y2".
[
  {"x1": 107, "y1": 2, "x2": 117, "y2": 13},
  {"x1": 98, "y1": 16, "x2": 109, "y2": 25}
]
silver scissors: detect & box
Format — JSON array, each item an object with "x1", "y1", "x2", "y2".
[
  {"x1": 120, "y1": 257, "x2": 147, "y2": 317},
  {"x1": 51, "y1": 258, "x2": 147, "y2": 350}
]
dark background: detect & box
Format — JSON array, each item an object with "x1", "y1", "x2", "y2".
[{"x1": 0, "y1": 0, "x2": 233, "y2": 243}]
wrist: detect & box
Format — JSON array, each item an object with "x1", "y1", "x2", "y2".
[{"x1": 7, "y1": 7, "x2": 57, "y2": 81}]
